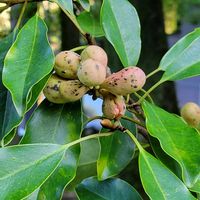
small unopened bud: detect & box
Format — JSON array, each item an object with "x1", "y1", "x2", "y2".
[
  {"x1": 102, "y1": 94, "x2": 126, "y2": 120},
  {"x1": 100, "y1": 119, "x2": 113, "y2": 129}
]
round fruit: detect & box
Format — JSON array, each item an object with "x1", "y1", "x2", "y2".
[
  {"x1": 59, "y1": 80, "x2": 89, "y2": 102},
  {"x1": 77, "y1": 59, "x2": 106, "y2": 87},
  {"x1": 54, "y1": 51, "x2": 80, "y2": 79},
  {"x1": 101, "y1": 66, "x2": 146, "y2": 96},
  {"x1": 43, "y1": 74, "x2": 66, "y2": 104},
  {"x1": 180, "y1": 102, "x2": 200, "y2": 127},
  {"x1": 81, "y1": 45, "x2": 108, "y2": 67}
]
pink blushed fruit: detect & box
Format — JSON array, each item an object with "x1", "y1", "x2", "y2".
[{"x1": 101, "y1": 66, "x2": 146, "y2": 96}]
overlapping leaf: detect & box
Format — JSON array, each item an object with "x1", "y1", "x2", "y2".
[
  {"x1": 54, "y1": 0, "x2": 74, "y2": 15},
  {"x1": 76, "y1": 177, "x2": 142, "y2": 200},
  {"x1": 0, "y1": 33, "x2": 19, "y2": 144},
  {"x1": 142, "y1": 101, "x2": 200, "y2": 190},
  {"x1": 77, "y1": 1, "x2": 104, "y2": 37},
  {"x1": 3, "y1": 14, "x2": 54, "y2": 116},
  {"x1": 21, "y1": 100, "x2": 82, "y2": 199},
  {"x1": 139, "y1": 149, "x2": 196, "y2": 200},
  {"x1": 101, "y1": 0, "x2": 141, "y2": 66}
]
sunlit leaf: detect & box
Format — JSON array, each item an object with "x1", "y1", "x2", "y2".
[
  {"x1": 3, "y1": 14, "x2": 54, "y2": 116},
  {"x1": 139, "y1": 149, "x2": 196, "y2": 200},
  {"x1": 142, "y1": 101, "x2": 200, "y2": 189}
]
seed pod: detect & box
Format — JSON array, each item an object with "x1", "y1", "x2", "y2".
[
  {"x1": 59, "y1": 80, "x2": 89, "y2": 102},
  {"x1": 43, "y1": 74, "x2": 66, "y2": 104},
  {"x1": 81, "y1": 45, "x2": 108, "y2": 67},
  {"x1": 77, "y1": 59, "x2": 106, "y2": 87},
  {"x1": 101, "y1": 66, "x2": 146, "y2": 96},
  {"x1": 102, "y1": 94, "x2": 126, "y2": 120},
  {"x1": 54, "y1": 51, "x2": 81, "y2": 79},
  {"x1": 180, "y1": 102, "x2": 200, "y2": 128}
]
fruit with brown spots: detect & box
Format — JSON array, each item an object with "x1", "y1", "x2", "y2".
[
  {"x1": 54, "y1": 51, "x2": 81, "y2": 79},
  {"x1": 77, "y1": 59, "x2": 106, "y2": 87},
  {"x1": 43, "y1": 74, "x2": 66, "y2": 104},
  {"x1": 59, "y1": 80, "x2": 89, "y2": 102},
  {"x1": 81, "y1": 45, "x2": 108, "y2": 67},
  {"x1": 101, "y1": 66, "x2": 146, "y2": 96},
  {"x1": 180, "y1": 102, "x2": 200, "y2": 128},
  {"x1": 102, "y1": 93, "x2": 126, "y2": 119}
]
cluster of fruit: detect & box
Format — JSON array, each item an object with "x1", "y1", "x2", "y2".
[
  {"x1": 43, "y1": 45, "x2": 146, "y2": 119},
  {"x1": 181, "y1": 102, "x2": 200, "y2": 129}
]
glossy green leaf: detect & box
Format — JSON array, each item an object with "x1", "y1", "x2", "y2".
[
  {"x1": 0, "y1": 34, "x2": 13, "y2": 136},
  {"x1": 76, "y1": 177, "x2": 142, "y2": 200},
  {"x1": 0, "y1": 144, "x2": 65, "y2": 200},
  {"x1": 1, "y1": 92, "x2": 21, "y2": 145},
  {"x1": 77, "y1": 1, "x2": 104, "y2": 37},
  {"x1": 77, "y1": 0, "x2": 90, "y2": 11},
  {"x1": 101, "y1": 0, "x2": 141, "y2": 66},
  {"x1": 0, "y1": 32, "x2": 23, "y2": 146},
  {"x1": 139, "y1": 149, "x2": 196, "y2": 200},
  {"x1": 142, "y1": 101, "x2": 200, "y2": 189},
  {"x1": 21, "y1": 100, "x2": 82, "y2": 200},
  {"x1": 149, "y1": 135, "x2": 181, "y2": 179},
  {"x1": 3, "y1": 14, "x2": 54, "y2": 116},
  {"x1": 160, "y1": 28, "x2": 200, "y2": 81},
  {"x1": 54, "y1": 0, "x2": 74, "y2": 15},
  {"x1": 97, "y1": 130, "x2": 135, "y2": 180}
]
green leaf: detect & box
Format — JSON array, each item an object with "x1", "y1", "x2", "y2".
[
  {"x1": 149, "y1": 136, "x2": 181, "y2": 179},
  {"x1": 77, "y1": 1, "x2": 104, "y2": 37},
  {"x1": 0, "y1": 32, "x2": 24, "y2": 146},
  {"x1": 67, "y1": 139, "x2": 100, "y2": 190},
  {"x1": 21, "y1": 100, "x2": 82, "y2": 200},
  {"x1": 54, "y1": 0, "x2": 74, "y2": 15},
  {"x1": 1, "y1": 93, "x2": 21, "y2": 145},
  {"x1": 0, "y1": 144, "x2": 65, "y2": 200},
  {"x1": 101, "y1": 0, "x2": 141, "y2": 66},
  {"x1": 76, "y1": 177, "x2": 142, "y2": 200},
  {"x1": 142, "y1": 101, "x2": 200, "y2": 189},
  {"x1": 3, "y1": 14, "x2": 54, "y2": 116},
  {"x1": 97, "y1": 130, "x2": 135, "y2": 180},
  {"x1": 77, "y1": 0, "x2": 90, "y2": 11},
  {"x1": 160, "y1": 28, "x2": 200, "y2": 81},
  {"x1": 139, "y1": 149, "x2": 196, "y2": 200}
]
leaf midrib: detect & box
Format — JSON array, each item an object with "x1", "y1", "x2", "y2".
[
  {"x1": 140, "y1": 151, "x2": 166, "y2": 199},
  {"x1": 0, "y1": 144, "x2": 64, "y2": 182},
  {"x1": 23, "y1": 15, "x2": 38, "y2": 108},
  {"x1": 162, "y1": 36, "x2": 200, "y2": 81},
  {"x1": 103, "y1": 0, "x2": 128, "y2": 66}
]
